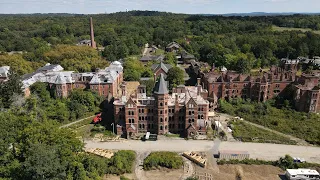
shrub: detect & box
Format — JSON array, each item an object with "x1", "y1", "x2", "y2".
[
  {"x1": 105, "y1": 150, "x2": 136, "y2": 175},
  {"x1": 143, "y1": 152, "x2": 183, "y2": 170},
  {"x1": 217, "y1": 155, "x2": 320, "y2": 170}
]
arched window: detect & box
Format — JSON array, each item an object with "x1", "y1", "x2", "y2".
[
  {"x1": 142, "y1": 124, "x2": 145, "y2": 129},
  {"x1": 192, "y1": 119, "x2": 195, "y2": 122},
  {"x1": 160, "y1": 111, "x2": 163, "y2": 114},
  {"x1": 189, "y1": 119, "x2": 191, "y2": 123},
  {"x1": 165, "y1": 118, "x2": 167, "y2": 122},
  {"x1": 139, "y1": 124, "x2": 142, "y2": 129},
  {"x1": 160, "y1": 118, "x2": 163, "y2": 122},
  {"x1": 165, "y1": 125, "x2": 167, "y2": 130},
  {"x1": 160, "y1": 102, "x2": 163, "y2": 106},
  {"x1": 160, "y1": 126, "x2": 163, "y2": 130}
]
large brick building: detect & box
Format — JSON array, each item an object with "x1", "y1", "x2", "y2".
[
  {"x1": 294, "y1": 72, "x2": 320, "y2": 113},
  {"x1": 201, "y1": 60, "x2": 320, "y2": 113},
  {"x1": 21, "y1": 61, "x2": 123, "y2": 98},
  {"x1": 113, "y1": 74, "x2": 209, "y2": 138}
]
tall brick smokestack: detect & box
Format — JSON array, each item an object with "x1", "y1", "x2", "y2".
[{"x1": 90, "y1": 17, "x2": 97, "y2": 48}]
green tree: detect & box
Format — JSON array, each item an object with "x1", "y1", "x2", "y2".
[
  {"x1": 22, "y1": 143, "x2": 66, "y2": 180},
  {"x1": 0, "y1": 70, "x2": 23, "y2": 108},
  {"x1": 166, "y1": 67, "x2": 184, "y2": 89},
  {"x1": 164, "y1": 52, "x2": 177, "y2": 66}
]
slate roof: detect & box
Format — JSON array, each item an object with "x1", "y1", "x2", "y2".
[
  {"x1": 151, "y1": 62, "x2": 172, "y2": 73},
  {"x1": 140, "y1": 55, "x2": 164, "y2": 62},
  {"x1": 154, "y1": 73, "x2": 169, "y2": 94},
  {"x1": 36, "y1": 63, "x2": 63, "y2": 72}
]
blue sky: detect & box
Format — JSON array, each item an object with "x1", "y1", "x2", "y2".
[{"x1": 0, "y1": 0, "x2": 319, "y2": 14}]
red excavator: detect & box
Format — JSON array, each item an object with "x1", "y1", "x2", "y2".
[{"x1": 92, "y1": 113, "x2": 102, "y2": 124}]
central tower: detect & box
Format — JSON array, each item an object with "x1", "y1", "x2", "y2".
[{"x1": 154, "y1": 73, "x2": 169, "y2": 135}]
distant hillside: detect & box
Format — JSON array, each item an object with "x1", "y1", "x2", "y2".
[
  {"x1": 1, "y1": 11, "x2": 319, "y2": 17},
  {"x1": 205, "y1": 12, "x2": 320, "y2": 17}
]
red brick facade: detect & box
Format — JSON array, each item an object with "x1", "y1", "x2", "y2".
[
  {"x1": 113, "y1": 76, "x2": 209, "y2": 138},
  {"x1": 202, "y1": 64, "x2": 320, "y2": 113}
]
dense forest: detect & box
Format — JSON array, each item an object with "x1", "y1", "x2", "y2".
[{"x1": 1, "y1": 11, "x2": 320, "y2": 72}]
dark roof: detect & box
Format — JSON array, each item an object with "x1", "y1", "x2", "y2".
[
  {"x1": 22, "y1": 72, "x2": 38, "y2": 80},
  {"x1": 151, "y1": 62, "x2": 172, "y2": 73},
  {"x1": 140, "y1": 55, "x2": 164, "y2": 62},
  {"x1": 154, "y1": 73, "x2": 169, "y2": 94}
]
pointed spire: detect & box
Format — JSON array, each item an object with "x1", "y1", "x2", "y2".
[{"x1": 154, "y1": 73, "x2": 169, "y2": 94}]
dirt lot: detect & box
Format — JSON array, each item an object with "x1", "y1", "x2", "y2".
[
  {"x1": 194, "y1": 164, "x2": 284, "y2": 180},
  {"x1": 144, "y1": 168, "x2": 183, "y2": 180},
  {"x1": 104, "y1": 173, "x2": 135, "y2": 180}
]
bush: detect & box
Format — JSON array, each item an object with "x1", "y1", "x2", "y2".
[
  {"x1": 143, "y1": 152, "x2": 183, "y2": 170},
  {"x1": 217, "y1": 155, "x2": 320, "y2": 170},
  {"x1": 105, "y1": 150, "x2": 136, "y2": 175},
  {"x1": 120, "y1": 176, "x2": 131, "y2": 180}
]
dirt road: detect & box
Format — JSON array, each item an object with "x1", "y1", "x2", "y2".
[
  {"x1": 84, "y1": 139, "x2": 320, "y2": 163},
  {"x1": 60, "y1": 115, "x2": 95, "y2": 128}
]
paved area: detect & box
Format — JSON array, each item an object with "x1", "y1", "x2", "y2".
[
  {"x1": 84, "y1": 139, "x2": 320, "y2": 163},
  {"x1": 135, "y1": 151, "x2": 150, "y2": 180}
]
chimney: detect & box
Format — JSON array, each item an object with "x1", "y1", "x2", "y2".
[
  {"x1": 121, "y1": 82, "x2": 126, "y2": 102},
  {"x1": 90, "y1": 17, "x2": 97, "y2": 49},
  {"x1": 175, "y1": 94, "x2": 179, "y2": 103},
  {"x1": 197, "y1": 78, "x2": 201, "y2": 96},
  {"x1": 153, "y1": 73, "x2": 157, "y2": 83},
  {"x1": 211, "y1": 63, "x2": 215, "y2": 72}
]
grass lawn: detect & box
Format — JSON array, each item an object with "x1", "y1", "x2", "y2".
[
  {"x1": 231, "y1": 121, "x2": 297, "y2": 145},
  {"x1": 272, "y1": 25, "x2": 320, "y2": 35},
  {"x1": 164, "y1": 133, "x2": 181, "y2": 138}
]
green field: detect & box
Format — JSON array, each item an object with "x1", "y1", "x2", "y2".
[
  {"x1": 231, "y1": 121, "x2": 297, "y2": 145},
  {"x1": 272, "y1": 25, "x2": 320, "y2": 35}
]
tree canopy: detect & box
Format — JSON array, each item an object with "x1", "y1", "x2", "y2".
[{"x1": 166, "y1": 67, "x2": 185, "y2": 89}]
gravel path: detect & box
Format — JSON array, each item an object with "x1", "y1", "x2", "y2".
[
  {"x1": 60, "y1": 115, "x2": 95, "y2": 128},
  {"x1": 84, "y1": 139, "x2": 320, "y2": 163},
  {"x1": 135, "y1": 151, "x2": 150, "y2": 180}
]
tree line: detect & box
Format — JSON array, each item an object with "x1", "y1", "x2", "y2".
[{"x1": 1, "y1": 12, "x2": 320, "y2": 73}]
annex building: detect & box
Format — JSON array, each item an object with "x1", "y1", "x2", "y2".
[
  {"x1": 21, "y1": 61, "x2": 123, "y2": 98},
  {"x1": 202, "y1": 59, "x2": 320, "y2": 113},
  {"x1": 113, "y1": 74, "x2": 210, "y2": 138}
]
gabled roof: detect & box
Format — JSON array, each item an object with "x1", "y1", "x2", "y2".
[
  {"x1": 36, "y1": 63, "x2": 63, "y2": 72},
  {"x1": 140, "y1": 55, "x2": 164, "y2": 62},
  {"x1": 55, "y1": 75, "x2": 67, "y2": 84},
  {"x1": 151, "y1": 62, "x2": 172, "y2": 73},
  {"x1": 154, "y1": 73, "x2": 169, "y2": 94},
  {"x1": 167, "y1": 42, "x2": 181, "y2": 49}
]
